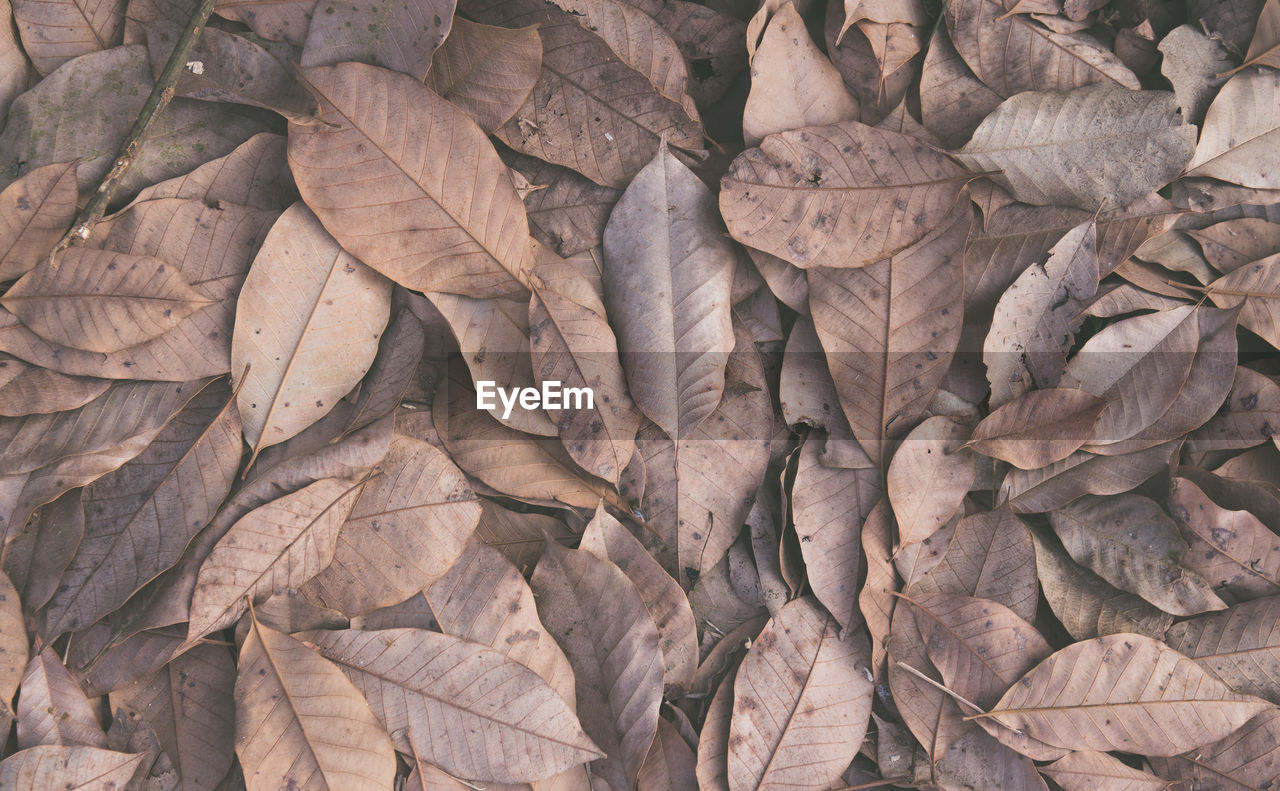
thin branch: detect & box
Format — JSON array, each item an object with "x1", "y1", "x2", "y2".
[
  {"x1": 49, "y1": 0, "x2": 220, "y2": 263},
  {"x1": 892, "y1": 660, "x2": 986, "y2": 715}
]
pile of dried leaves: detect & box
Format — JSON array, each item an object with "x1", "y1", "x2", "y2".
[{"x1": 0, "y1": 0, "x2": 1279, "y2": 788}]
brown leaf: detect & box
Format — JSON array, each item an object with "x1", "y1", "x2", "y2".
[
  {"x1": 1158, "y1": 25, "x2": 1232, "y2": 126},
  {"x1": 638, "y1": 717, "x2": 697, "y2": 791},
  {"x1": 2, "y1": 249, "x2": 214, "y2": 354},
  {"x1": 944, "y1": 0, "x2": 1139, "y2": 99},
  {"x1": 888, "y1": 415, "x2": 976, "y2": 545},
  {"x1": 1149, "y1": 707, "x2": 1280, "y2": 791},
  {"x1": 1204, "y1": 252, "x2": 1280, "y2": 350},
  {"x1": 955, "y1": 86, "x2": 1195, "y2": 211},
  {"x1": 967, "y1": 389, "x2": 1107, "y2": 470},
  {"x1": 42, "y1": 382, "x2": 242, "y2": 638},
  {"x1": 860, "y1": 498, "x2": 898, "y2": 680},
  {"x1": 531, "y1": 541, "x2": 662, "y2": 790},
  {"x1": 602, "y1": 141, "x2": 736, "y2": 441},
  {"x1": 0, "y1": 569, "x2": 24, "y2": 725},
  {"x1": 472, "y1": 500, "x2": 577, "y2": 572},
  {"x1": 0, "y1": 745, "x2": 145, "y2": 790},
  {"x1": 792, "y1": 430, "x2": 880, "y2": 631},
  {"x1": 983, "y1": 221, "x2": 1100, "y2": 407},
  {"x1": 290, "y1": 61, "x2": 532, "y2": 297},
  {"x1": 695, "y1": 664, "x2": 736, "y2": 791},
  {"x1": 463, "y1": 0, "x2": 703, "y2": 189},
  {"x1": 1000, "y1": 440, "x2": 1179, "y2": 514},
  {"x1": 1039, "y1": 750, "x2": 1171, "y2": 791},
  {"x1": 1187, "y1": 69, "x2": 1280, "y2": 188},
  {"x1": 654, "y1": 1, "x2": 747, "y2": 107},
  {"x1": 18, "y1": 645, "x2": 106, "y2": 750},
  {"x1": 984, "y1": 633, "x2": 1270, "y2": 756},
  {"x1": 187, "y1": 476, "x2": 365, "y2": 639},
  {"x1": 1171, "y1": 476, "x2": 1280, "y2": 602},
  {"x1": 301, "y1": 435, "x2": 481, "y2": 616},
  {"x1": 530, "y1": 257, "x2": 642, "y2": 483},
  {"x1": 303, "y1": 626, "x2": 601, "y2": 783},
  {"x1": 1188, "y1": 218, "x2": 1280, "y2": 274},
  {"x1": 1190, "y1": 366, "x2": 1280, "y2": 452},
  {"x1": 742, "y1": 2, "x2": 857, "y2": 146},
  {"x1": 343, "y1": 305, "x2": 426, "y2": 436},
  {"x1": 0, "y1": 361, "x2": 109, "y2": 417},
  {"x1": 929, "y1": 726, "x2": 1049, "y2": 791},
  {"x1": 108, "y1": 644, "x2": 235, "y2": 791},
  {"x1": 213, "y1": 0, "x2": 314, "y2": 46},
  {"x1": 580, "y1": 504, "x2": 697, "y2": 692},
  {"x1": 777, "y1": 317, "x2": 843, "y2": 432},
  {"x1": 424, "y1": 18, "x2": 540, "y2": 133},
  {"x1": 909, "y1": 508, "x2": 1039, "y2": 622},
  {"x1": 728, "y1": 597, "x2": 873, "y2": 791},
  {"x1": 918, "y1": 23, "x2": 1002, "y2": 148},
  {"x1": 235, "y1": 615, "x2": 397, "y2": 791},
  {"x1": 809, "y1": 198, "x2": 971, "y2": 464},
  {"x1": 231, "y1": 202, "x2": 392, "y2": 462},
  {"x1": 130, "y1": 132, "x2": 290, "y2": 209},
  {"x1": 12, "y1": 0, "x2": 123, "y2": 75},
  {"x1": 720, "y1": 120, "x2": 969, "y2": 269},
  {"x1": 504, "y1": 152, "x2": 620, "y2": 258},
  {"x1": 301, "y1": 0, "x2": 454, "y2": 80},
  {"x1": 1165, "y1": 596, "x2": 1280, "y2": 703},
  {"x1": 1050, "y1": 493, "x2": 1227, "y2": 616},
  {"x1": 0, "y1": 161, "x2": 77, "y2": 281}
]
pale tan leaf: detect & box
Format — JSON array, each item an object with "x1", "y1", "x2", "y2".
[
  {"x1": 1187, "y1": 69, "x2": 1280, "y2": 188},
  {"x1": 777, "y1": 317, "x2": 844, "y2": 431},
  {"x1": 0, "y1": 569, "x2": 24, "y2": 720},
  {"x1": 1000, "y1": 441, "x2": 1179, "y2": 514},
  {"x1": 0, "y1": 161, "x2": 76, "y2": 281},
  {"x1": 464, "y1": 0, "x2": 703, "y2": 189},
  {"x1": 1040, "y1": 750, "x2": 1171, "y2": 791},
  {"x1": 1190, "y1": 366, "x2": 1280, "y2": 452},
  {"x1": 695, "y1": 665, "x2": 736, "y2": 791},
  {"x1": 1050, "y1": 493, "x2": 1227, "y2": 616},
  {"x1": 967, "y1": 389, "x2": 1106, "y2": 470},
  {"x1": 1204, "y1": 252, "x2": 1280, "y2": 349},
  {"x1": 742, "y1": 2, "x2": 858, "y2": 146},
  {"x1": 235, "y1": 616, "x2": 396, "y2": 791},
  {"x1": 187, "y1": 477, "x2": 365, "y2": 639},
  {"x1": 231, "y1": 202, "x2": 392, "y2": 459},
  {"x1": 1158, "y1": 25, "x2": 1232, "y2": 126},
  {"x1": 18, "y1": 646, "x2": 106, "y2": 750},
  {"x1": 42, "y1": 383, "x2": 242, "y2": 638},
  {"x1": 531, "y1": 542, "x2": 663, "y2": 791},
  {"x1": 637, "y1": 717, "x2": 697, "y2": 791},
  {"x1": 1030, "y1": 526, "x2": 1176, "y2": 641},
  {"x1": 888, "y1": 599, "x2": 968, "y2": 761},
  {"x1": 792, "y1": 430, "x2": 880, "y2": 631},
  {"x1": 955, "y1": 86, "x2": 1195, "y2": 211},
  {"x1": 728, "y1": 597, "x2": 873, "y2": 791},
  {"x1": 504, "y1": 153, "x2": 620, "y2": 258},
  {"x1": 303, "y1": 627, "x2": 601, "y2": 783},
  {"x1": 909, "y1": 508, "x2": 1039, "y2": 622},
  {"x1": 1188, "y1": 218, "x2": 1280, "y2": 274},
  {"x1": 654, "y1": 1, "x2": 747, "y2": 107},
  {"x1": 809, "y1": 198, "x2": 972, "y2": 465},
  {"x1": 930, "y1": 727, "x2": 1049, "y2": 791},
  {"x1": 530, "y1": 258, "x2": 642, "y2": 483},
  {"x1": 300, "y1": 0, "x2": 453, "y2": 80},
  {"x1": 983, "y1": 221, "x2": 1100, "y2": 407},
  {"x1": 12, "y1": 0, "x2": 124, "y2": 74},
  {"x1": 473, "y1": 500, "x2": 577, "y2": 572},
  {"x1": 720, "y1": 120, "x2": 970, "y2": 269},
  {"x1": 108, "y1": 644, "x2": 235, "y2": 791},
  {"x1": 602, "y1": 141, "x2": 735, "y2": 441},
  {"x1": 0, "y1": 0, "x2": 30, "y2": 122},
  {"x1": 290, "y1": 61, "x2": 532, "y2": 297},
  {"x1": 213, "y1": 0, "x2": 313, "y2": 46},
  {"x1": 0, "y1": 363, "x2": 109, "y2": 417},
  {"x1": 302, "y1": 435, "x2": 482, "y2": 616},
  {"x1": 425, "y1": 18, "x2": 540, "y2": 133},
  {"x1": 944, "y1": 0, "x2": 1139, "y2": 98},
  {"x1": 0, "y1": 745, "x2": 144, "y2": 791},
  {"x1": 2, "y1": 249, "x2": 214, "y2": 354},
  {"x1": 1149, "y1": 707, "x2": 1280, "y2": 791},
  {"x1": 1165, "y1": 596, "x2": 1280, "y2": 703},
  {"x1": 860, "y1": 498, "x2": 898, "y2": 680},
  {"x1": 131, "y1": 132, "x2": 290, "y2": 209},
  {"x1": 918, "y1": 23, "x2": 1002, "y2": 148},
  {"x1": 1171, "y1": 476, "x2": 1280, "y2": 602},
  {"x1": 985, "y1": 633, "x2": 1271, "y2": 756},
  {"x1": 887, "y1": 416, "x2": 976, "y2": 545}
]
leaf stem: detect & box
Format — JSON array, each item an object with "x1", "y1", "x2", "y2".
[
  {"x1": 892, "y1": 660, "x2": 986, "y2": 715},
  {"x1": 48, "y1": 0, "x2": 220, "y2": 264}
]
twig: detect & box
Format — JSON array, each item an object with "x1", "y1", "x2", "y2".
[
  {"x1": 48, "y1": 0, "x2": 220, "y2": 264},
  {"x1": 892, "y1": 660, "x2": 985, "y2": 715}
]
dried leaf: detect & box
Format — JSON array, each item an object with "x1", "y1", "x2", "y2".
[
  {"x1": 638, "y1": 717, "x2": 697, "y2": 791},
  {"x1": 1000, "y1": 441, "x2": 1179, "y2": 514},
  {"x1": 1158, "y1": 25, "x2": 1232, "y2": 126},
  {"x1": 967, "y1": 389, "x2": 1106, "y2": 469},
  {"x1": 1039, "y1": 750, "x2": 1171, "y2": 791},
  {"x1": 728, "y1": 597, "x2": 873, "y2": 791},
  {"x1": 424, "y1": 18, "x2": 540, "y2": 133},
  {"x1": 742, "y1": 2, "x2": 857, "y2": 146},
  {"x1": 910, "y1": 508, "x2": 1039, "y2": 622},
  {"x1": 0, "y1": 361, "x2": 109, "y2": 417},
  {"x1": 290, "y1": 61, "x2": 532, "y2": 297},
  {"x1": 18, "y1": 645, "x2": 106, "y2": 749},
  {"x1": 721, "y1": 120, "x2": 970, "y2": 269},
  {"x1": 888, "y1": 416, "x2": 976, "y2": 546},
  {"x1": 301, "y1": 435, "x2": 482, "y2": 616},
  {"x1": 1165, "y1": 596, "x2": 1280, "y2": 703},
  {"x1": 1171, "y1": 476, "x2": 1280, "y2": 602},
  {"x1": 1187, "y1": 69, "x2": 1280, "y2": 188},
  {"x1": 505, "y1": 153, "x2": 620, "y2": 258},
  {"x1": 0, "y1": 745, "x2": 144, "y2": 790},
  {"x1": 0, "y1": 161, "x2": 76, "y2": 281},
  {"x1": 12, "y1": 0, "x2": 124, "y2": 75},
  {"x1": 985, "y1": 633, "x2": 1270, "y2": 756},
  {"x1": 231, "y1": 202, "x2": 392, "y2": 461},
  {"x1": 301, "y1": 0, "x2": 454, "y2": 80},
  {"x1": 234, "y1": 615, "x2": 397, "y2": 791},
  {"x1": 602, "y1": 141, "x2": 735, "y2": 441},
  {"x1": 1050, "y1": 493, "x2": 1227, "y2": 616},
  {"x1": 918, "y1": 23, "x2": 1002, "y2": 148},
  {"x1": 955, "y1": 86, "x2": 1196, "y2": 211},
  {"x1": 1149, "y1": 707, "x2": 1280, "y2": 791},
  {"x1": 303, "y1": 626, "x2": 601, "y2": 783},
  {"x1": 2, "y1": 249, "x2": 214, "y2": 354}
]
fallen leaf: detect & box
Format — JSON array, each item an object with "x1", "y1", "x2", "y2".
[
  {"x1": 1187, "y1": 69, "x2": 1280, "y2": 188},
  {"x1": 1039, "y1": 749, "x2": 1171, "y2": 791},
  {"x1": 1171, "y1": 476, "x2": 1280, "y2": 602},
  {"x1": 12, "y1": 0, "x2": 124, "y2": 75},
  {"x1": 18, "y1": 645, "x2": 106, "y2": 750},
  {"x1": 300, "y1": 0, "x2": 454, "y2": 80},
  {"x1": 1165, "y1": 596, "x2": 1280, "y2": 702},
  {"x1": 0, "y1": 745, "x2": 144, "y2": 791},
  {"x1": 966, "y1": 389, "x2": 1106, "y2": 469},
  {"x1": 1149, "y1": 707, "x2": 1280, "y2": 791},
  {"x1": 1158, "y1": 24, "x2": 1232, "y2": 125},
  {"x1": 0, "y1": 161, "x2": 77, "y2": 281},
  {"x1": 909, "y1": 508, "x2": 1039, "y2": 622},
  {"x1": 0, "y1": 361, "x2": 109, "y2": 417},
  {"x1": 888, "y1": 415, "x2": 976, "y2": 546},
  {"x1": 234, "y1": 614, "x2": 397, "y2": 791},
  {"x1": 424, "y1": 18, "x2": 540, "y2": 133}
]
